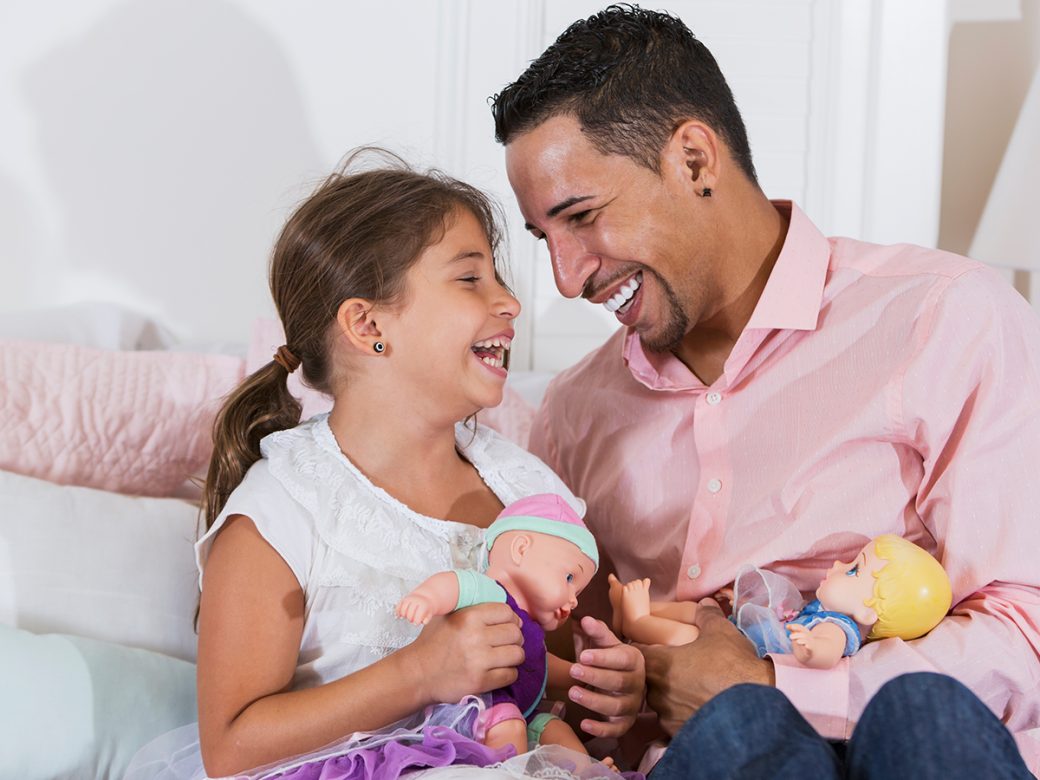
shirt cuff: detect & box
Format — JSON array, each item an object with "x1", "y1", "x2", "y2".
[{"x1": 769, "y1": 653, "x2": 851, "y2": 740}]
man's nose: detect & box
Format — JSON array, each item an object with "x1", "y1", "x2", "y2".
[{"x1": 548, "y1": 233, "x2": 597, "y2": 299}]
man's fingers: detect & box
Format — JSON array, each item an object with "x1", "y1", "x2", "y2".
[
  {"x1": 579, "y1": 615, "x2": 621, "y2": 647},
  {"x1": 692, "y1": 597, "x2": 727, "y2": 628},
  {"x1": 485, "y1": 620, "x2": 524, "y2": 647},
  {"x1": 578, "y1": 643, "x2": 641, "y2": 672}
]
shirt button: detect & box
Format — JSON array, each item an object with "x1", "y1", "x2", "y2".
[
  {"x1": 706, "y1": 392, "x2": 722, "y2": 405},
  {"x1": 707, "y1": 478, "x2": 723, "y2": 494},
  {"x1": 687, "y1": 563, "x2": 702, "y2": 579}
]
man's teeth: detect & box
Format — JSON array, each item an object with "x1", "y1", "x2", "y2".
[{"x1": 603, "y1": 274, "x2": 642, "y2": 313}]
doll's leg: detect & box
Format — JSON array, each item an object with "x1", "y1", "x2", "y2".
[
  {"x1": 484, "y1": 717, "x2": 528, "y2": 756},
  {"x1": 533, "y1": 716, "x2": 618, "y2": 771},
  {"x1": 478, "y1": 703, "x2": 528, "y2": 756},
  {"x1": 620, "y1": 578, "x2": 699, "y2": 646}
]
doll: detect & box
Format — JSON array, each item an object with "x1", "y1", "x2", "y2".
[
  {"x1": 396, "y1": 493, "x2": 602, "y2": 760},
  {"x1": 610, "y1": 534, "x2": 952, "y2": 670}
]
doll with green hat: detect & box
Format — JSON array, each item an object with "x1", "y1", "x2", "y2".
[{"x1": 396, "y1": 493, "x2": 604, "y2": 762}]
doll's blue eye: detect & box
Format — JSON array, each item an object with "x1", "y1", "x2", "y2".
[
  {"x1": 566, "y1": 573, "x2": 574, "y2": 583},
  {"x1": 846, "y1": 564, "x2": 860, "y2": 576}
]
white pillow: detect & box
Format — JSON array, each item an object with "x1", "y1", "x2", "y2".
[
  {"x1": 0, "y1": 301, "x2": 176, "y2": 350},
  {"x1": 0, "y1": 625, "x2": 196, "y2": 780},
  {"x1": 0, "y1": 470, "x2": 200, "y2": 661}
]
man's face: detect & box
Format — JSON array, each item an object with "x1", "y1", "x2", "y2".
[{"x1": 505, "y1": 114, "x2": 719, "y2": 352}]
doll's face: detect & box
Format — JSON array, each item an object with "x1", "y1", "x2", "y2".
[
  {"x1": 501, "y1": 534, "x2": 596, "y2": 631},
  {"x1": 815, "y1": 541, "x2": 886, "y2": 627}
]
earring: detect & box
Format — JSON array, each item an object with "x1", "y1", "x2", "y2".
[
  {"x1": 373, "y1": 341, "x2": 385, "y2": 354},
  {"x1": 700, "y1": 187, "x2": 713, "y2": 198}
]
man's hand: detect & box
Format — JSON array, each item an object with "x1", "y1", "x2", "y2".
[
  {"x1": 566, "y1": 615, "x2": 646, "y2": 738},
  {"x1": 638, "y1": 598, "x2": 774, "y2": 735}
]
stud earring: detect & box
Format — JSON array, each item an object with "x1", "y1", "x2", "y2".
[
  {"x1": 700, "y1": 187, "x2": 713, "y2": 198},
  {"x1": 373, "y1": 341, "x2": 385, "y2": 354}
]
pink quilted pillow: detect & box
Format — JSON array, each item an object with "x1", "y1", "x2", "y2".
[
  {"x1": 0, "y1": 340, "x2": 244, "y2": 498},
  {"x1": 1, "y1": 325, "x2": 535, "y2": 499}
]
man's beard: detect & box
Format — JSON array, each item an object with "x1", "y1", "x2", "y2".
[{"x1": 639, "y1": 270, "x2": 689, "y2": 353}]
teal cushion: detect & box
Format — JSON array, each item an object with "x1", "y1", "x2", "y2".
[{"x1": 0, "y1": 624, "x2": 196, "y2": 779}]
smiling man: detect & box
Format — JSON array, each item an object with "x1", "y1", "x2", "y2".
[{"x1": 492, "y1": 5, "x2": 1040, "y2": 778}]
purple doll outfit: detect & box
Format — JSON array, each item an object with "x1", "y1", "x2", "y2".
[{"x1": 488, "y1": 589, "x2": 549, "y2": 723}]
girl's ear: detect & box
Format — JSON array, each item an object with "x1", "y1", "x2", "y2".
[
  {"x1": 509, "y1": 533, "x2": 532, "y2": 566},
  {"x1": 336, "y1": 298, "x2": 384, "y2": 354}
]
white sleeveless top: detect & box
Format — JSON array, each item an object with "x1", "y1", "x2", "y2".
[{"x1": 196, "y1": 413, "x2": 585, "y2": 692}]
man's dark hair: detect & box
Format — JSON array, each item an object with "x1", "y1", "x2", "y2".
[{"x1": 491, "y1": 4, "x2": 757, "y2": 184}]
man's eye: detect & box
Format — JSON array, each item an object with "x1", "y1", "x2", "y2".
[
  {"x1": 570, "y1": 209, "x2": 594, "y2": 224},
  {"x1": 845, "y1": 564, "x2": 860, "y2": 577}
]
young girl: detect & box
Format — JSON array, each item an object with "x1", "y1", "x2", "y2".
[{"x1": 127, "y1": 151, "x2": 643, "y2": 780}]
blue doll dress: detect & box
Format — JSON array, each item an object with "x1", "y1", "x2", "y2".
[{"x1": 731, "y1": 565, "x2": 862, "y2": 659}]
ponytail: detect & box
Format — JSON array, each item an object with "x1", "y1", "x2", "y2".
[{"x1": 201, "y1": 360, "x2": 302, "y2": 531}]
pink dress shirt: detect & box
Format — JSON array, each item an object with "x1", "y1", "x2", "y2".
[{"x1": 529, "y1": 202, "x2": 1040, "y2": 772}]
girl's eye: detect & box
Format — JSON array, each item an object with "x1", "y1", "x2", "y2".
[
  {"x1": 846, "y1": 564, "x2": 860, "y2": 577},
  {"x1": 459, "y1": 276, "x2": 480, "y2": 284}
]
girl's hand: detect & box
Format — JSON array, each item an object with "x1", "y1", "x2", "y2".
[
  {"x1": 568, "y1": 616, "x2": 646, "y2": 738},
  {"x1": 404, "y1": 602, "x2": 524, "y2": 705}
]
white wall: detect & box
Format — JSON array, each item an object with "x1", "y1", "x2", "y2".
[{"x1": 2, "y1": 0, "x2": 1026, "y2": 371}]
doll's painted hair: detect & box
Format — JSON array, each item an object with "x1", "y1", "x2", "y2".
[
  {"x1": 202, "y1": 148, "x2": 507, "y2": 533},
  {"x1": 866, "y1": 534, "x2": 952, "y2": 641}
]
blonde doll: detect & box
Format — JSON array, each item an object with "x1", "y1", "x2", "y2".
[{"x1": 611, "y1": 534, "x2": 952, "y2": 669}]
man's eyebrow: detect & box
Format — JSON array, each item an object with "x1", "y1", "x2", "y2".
[
  {"x1": 524, "y1": 195, "x2": 595, "y2": 232},
  {"x1": 547, "y1": 195, "x2": 594, "y2": 219}
]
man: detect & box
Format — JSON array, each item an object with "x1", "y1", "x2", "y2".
[{"x1": 492, "y1": 5, "x2": 1039, "y2": 777}]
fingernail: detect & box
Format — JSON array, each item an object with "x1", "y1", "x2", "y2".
[
  {"x1": 579, "y1": 651, "x2": 593, "y2": 664},
  {"x1": 569, "y1": 687, "x2": 583, "y2": 702},
  {"x1": 570, "y1": 664, "x2": 584, "y2": 679}
]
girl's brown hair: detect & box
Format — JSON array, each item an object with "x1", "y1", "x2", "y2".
[{"x1": 201, "y1": 149, "x2": 505, "y2": 531}]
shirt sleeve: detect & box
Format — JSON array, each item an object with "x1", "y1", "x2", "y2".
[
  {"x1": 195, "y1": 458, "x2": 315, "y2": 591},
  {"x1": 774, "y1": 268, "x2": 1040, "y2": 772},
  {"x1": 453, "y1": 569, "x2": 507, "y2": 609}
]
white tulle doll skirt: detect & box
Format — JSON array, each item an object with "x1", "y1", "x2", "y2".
[
  {"x1": 123, "y1": 694, "x2": 627, "y2": 780},
  {"x1": 730, "y1": 565, "x2": 808, "y2": 657}
]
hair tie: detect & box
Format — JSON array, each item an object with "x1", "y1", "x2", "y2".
[{"x1": 273, "y1": 345, "x2": 301, "y2": 373}]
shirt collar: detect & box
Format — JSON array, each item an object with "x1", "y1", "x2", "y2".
[{"x1": 623, "y1": 201, "x2": 832, "y2": 391}]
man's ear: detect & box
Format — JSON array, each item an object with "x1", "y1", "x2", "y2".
[
  {"x1": 335, "y1": 298, "x2": 385, "y2": 355},
  {"x1": 663, "y1": 120, "x2": 721, "y2": 194},
  {"x1": 509, "y1": 533, "x2": 533, "y2": 566}
]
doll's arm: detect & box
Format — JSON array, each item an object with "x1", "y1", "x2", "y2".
[
  {"x1": 786, "y1": 621, "x2": 848, "y2": 669},
  {"x1": 396, "y1": 571, "x2": 460, "y2": 625}
]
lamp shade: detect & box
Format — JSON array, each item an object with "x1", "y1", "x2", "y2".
[{"x1": 969, "y1": 65, "x2": 1040, "y2": 272}]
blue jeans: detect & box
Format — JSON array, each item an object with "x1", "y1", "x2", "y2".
[{"x1": 651, "y1": 672, "x2": 1033, "y2": 779}]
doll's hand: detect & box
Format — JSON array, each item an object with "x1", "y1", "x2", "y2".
[
  {"x1": 786, "y1": 623, "x2": 815, "y2": 664},
  {"x1": 567, "y1": 616, "x2": 646, "y2": 738},
  {"x1": 405, "y1": 602, "x2": 524, "y2": 705},
  {"x1": 396, "y1": 594, "x2": 435, "y2": 625}
]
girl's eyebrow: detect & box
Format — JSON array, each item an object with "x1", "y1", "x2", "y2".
[{"x1": 448, "y1": 250, "x2": 485, "y2": 264}]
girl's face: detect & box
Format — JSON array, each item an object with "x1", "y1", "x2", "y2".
[
  {"x1": 382, "y1": 208, "x2": 520, "y2": 420},
  {"x1": 509, "y1": 534, "x2": 596, "y2": 631}
]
